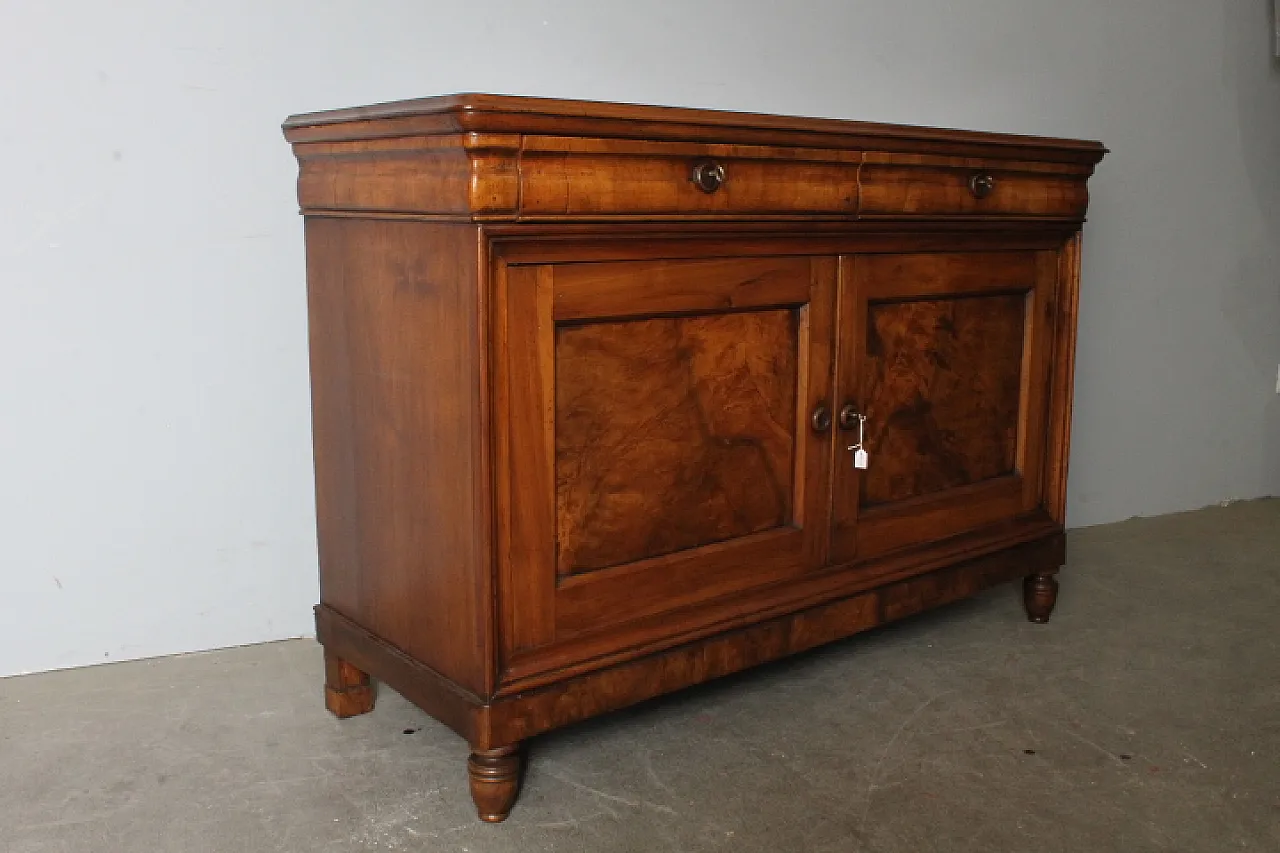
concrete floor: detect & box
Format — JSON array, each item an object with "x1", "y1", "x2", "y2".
[{"x1": 2, "y1": 500, "x2": 1277, "y2": 853}]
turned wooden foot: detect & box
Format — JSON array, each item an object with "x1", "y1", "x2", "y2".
[
  {"x1": 323, "y1": 649, "x2": 375, "y2": 718},
  {"x1": 1023, "y1": 572, "x2": 1060, "y2": 623},
  {"x1": 467, "y1": 745, "x2": 523, "y2": 823}
]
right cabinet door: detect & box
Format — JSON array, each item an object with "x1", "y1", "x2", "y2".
[{"x1": 830, "y1": 250, "x2": 1059, "y2": 564}]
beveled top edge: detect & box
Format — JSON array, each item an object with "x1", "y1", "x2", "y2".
[{"x1": 282, "y1": 93, "x2": 1107, "y2": 163}]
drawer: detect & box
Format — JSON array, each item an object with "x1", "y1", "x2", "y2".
[
  {"x1": 517, "y1": 137, "x2": 860, "y2": 218},
  {"x1": 859, "y1": 154, "x2": 1090, "y2": 219}
]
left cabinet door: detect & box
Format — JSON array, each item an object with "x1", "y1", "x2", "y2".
[{"x1": 495, "y1": 254, "x2": 836, "y2": 672}]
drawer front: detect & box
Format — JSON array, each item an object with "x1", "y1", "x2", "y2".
[
  {"x1": 495, "y1": 253, "x2": 836, "y2": 676},
  {"x1": 518, "y1": 139, "x2": 860, "y2": 218},
  {"x1": 860, "y1": 157, "x2": 1089, "y2": 219}
]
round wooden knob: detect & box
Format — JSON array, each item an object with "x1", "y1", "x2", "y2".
[
  {"x1": 968, "y1": 173, "x2": 997, "y2": 199},
  {"x1": 691, "y1": 160, "x2": 726, "y2": 193},
  {"x1": 811, "y1": 404, "x2": 832, "y2": 433}
]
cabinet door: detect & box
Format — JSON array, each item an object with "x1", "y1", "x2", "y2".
[
  {"x1": 829, "y1": 251, "x2": 1058, "y2": 564},
  {"x1": 497, "y1": 255, "x2": 835, "y2": 662}
]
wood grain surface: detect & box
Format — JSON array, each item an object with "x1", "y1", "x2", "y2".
[
  {"x1": 554, "y1": 309, "x2": 798, "y2": 574},
  {"x1": 859, "y1": 164, "x2": 1088, "y2": 219},
  {"x1": 860, "y1": 293, "x2": 1025, "y2": 506},
  {"x1": 520, "y1": 151, "x2": 858, "y2": 217},
  {"x1": 306, "y1": 219, "x2": 491, "y2": 695}
]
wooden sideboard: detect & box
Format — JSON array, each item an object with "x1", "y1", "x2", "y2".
[{"x1": 282, "y1": 94, "x2": 1106, "y2": 822}]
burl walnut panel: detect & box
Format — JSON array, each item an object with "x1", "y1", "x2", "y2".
[
  {"x1": 861, "y1": 293, "x2": 1026, "y2": 506},
  {"x1": 555, "y1": 309, "x2": 798, "y2": 574}
]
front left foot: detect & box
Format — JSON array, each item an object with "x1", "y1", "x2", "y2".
[{"x1": 467, "y1": 745, "x2": 524, "y2": 822}]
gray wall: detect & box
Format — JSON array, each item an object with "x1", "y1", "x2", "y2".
[{"x1": 1, "y1": 0, "x2": 1277, "y2": 677}]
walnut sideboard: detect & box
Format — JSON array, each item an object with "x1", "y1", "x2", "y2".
[{"x1": 282, "y1": 94, "x2": 1106, "y2": 822}]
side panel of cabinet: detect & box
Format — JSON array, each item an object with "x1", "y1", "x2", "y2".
[
  {"x1": 830, "y1": 250, "x2": 1059, "y2": 564},
  {"x1": 306, "y1": 219, "x2": 492, "y2": 696},
  {"x1": 494, "y1": 254, "x2": 836, "y2": 676}
]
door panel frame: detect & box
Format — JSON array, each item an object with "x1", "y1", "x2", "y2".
[
  {"x1": 496, "y1": 264, "x2": 558, "y2": 653},
  {"x1": 552, "y1": 256, "x2": 815, "y2": 320},
  {"x1": 494, "y1": 252, "x2": 836, "y2": 667},
  {"x1": 830, "y1": 249, "x2": 1059, "y2": 564}
]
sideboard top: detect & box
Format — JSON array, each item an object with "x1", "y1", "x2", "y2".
[{"x1": 283, "y1": 93, "x2": 1107, "y2": 165}]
